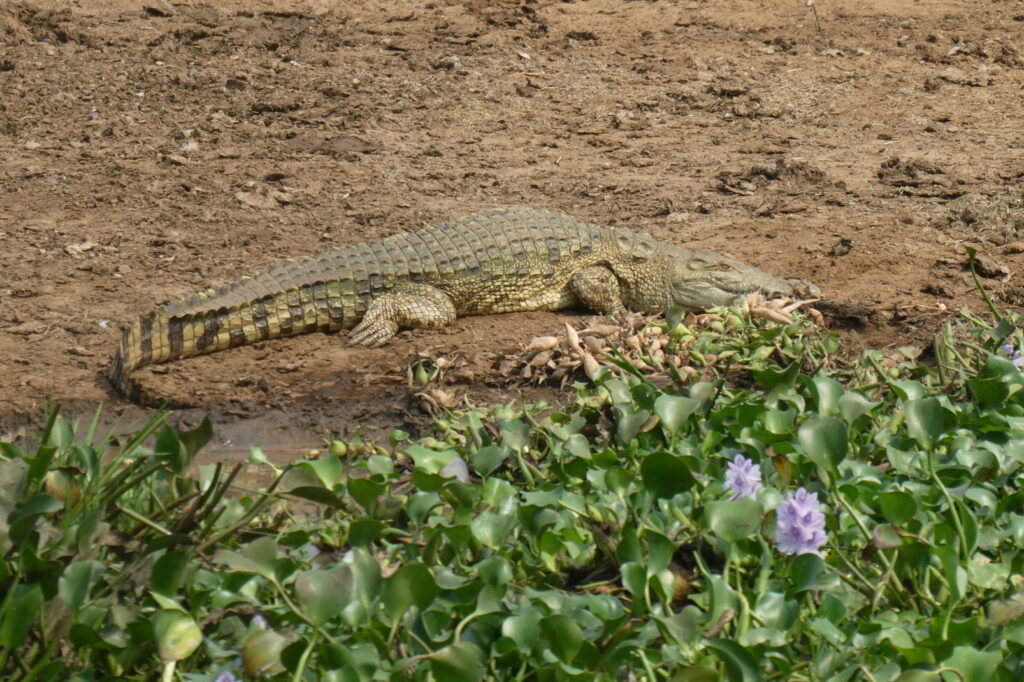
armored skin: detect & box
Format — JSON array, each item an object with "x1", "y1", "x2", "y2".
[{"x1": 108, "y1": 208, "x2": 818, "y2": 402}]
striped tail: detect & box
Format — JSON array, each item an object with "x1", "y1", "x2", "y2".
[
  {"x1": 107, "y1": 312, "x2": 165, "y2": 406},
  {"x1": 107, "y1": 285, "x2": 352, "y2": 404}
]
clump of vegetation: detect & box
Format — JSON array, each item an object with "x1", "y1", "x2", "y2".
[{"x1": 3, "y1": 301, "x2": 1024, "y2": 681}]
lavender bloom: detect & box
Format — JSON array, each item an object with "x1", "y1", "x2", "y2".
[
  {"x1": 250, "y1": 614, "x2": 268, "y2": 630},
  {"x1": 776, "y1": 487, "x2": 828, "y2": 556},
  {"x1": 724, "y1": 455, "x2": 763, "y2": 501},
  {"x1": 215, "y1": 673, "x2": 238, "y2": 682},
  {"x1": 1000, "y1": 344, "x2": 1024, "y2": 370}
]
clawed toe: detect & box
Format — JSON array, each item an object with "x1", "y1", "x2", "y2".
[{"x1": 348, "y1": 319, "x2": 398, "y2": 348}]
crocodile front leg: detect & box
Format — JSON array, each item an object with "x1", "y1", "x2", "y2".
[
  {"x1": 348, "y1": 283, "x2": 457, "y2": 348},
  {"x1": 571, "y1": 266, "x2": 627, "y2": 314}
]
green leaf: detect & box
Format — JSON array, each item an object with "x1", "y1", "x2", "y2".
[
  {"x1": 616, "y1": 406, "x2": 651, "y2": 444},
  {"x1": 154, "y1": 610, "x2": 202, "y2": 662},
  {"x1": 891, "y1": 380, "x2": 926, "y2": 401},
  {"x1": 672, "y1": 665, "x2": 720, "y2": 682},
  {"x1": 178, "y1": 417, "x2": 213, "y2": 462},
  {"x1": 873, "y1": 525, "x2": 903, "y2": 550},
  {"x1": 296, "y1": 455, "x2": 343, "y2": 488},
  {"x1": 430, "y1": 641, "x2": 485, "y2": 682},
  {"x1": 893, "y1": 672, "x2": 941, "y2": 682},
  {"x1": 988, "y1": 592, "x2": 1024, "y2": 626},
  {"x1": 808, "y1": 376, "x2": 845, "y2": 416},
  {"x1": 658, "y1": 608, "x2": 701, "y2": 646},
  {"x1": 646, "y1": 531, "x2": 676, "y2": 574},
  {"x1": 381, "y1": 564, "x2": 438, "y2": 623},
  {"x1": 499, "y1": 419, "x2": 531, "y2": 454},
  {"x1": 705, "y1": 640, "x2": 760, "y2": 682},
  {"x1": 640, "y1": 452, "x2": 695, "y2": 498},
  {"x1": 406, "y1": 444, "x2": 456, "y2": 473},
  {"x1": 654, "y1": 394, "x2": 699, "y2": 435},
  {"x1": 472, "y1": 444, "x2": 508, "y2": 478},
  {"x1": 0, "y1": 584, "x2": 42, "y2": 649},
  {"x1": 471, "y1": 510, "x2": 516, "y2": 548},
  {"x1": 879, "y1": 491, "x2": 917, "y2": 524},
  {"x1": 13, "y1": 493, "x2": 63, "y2": 519},
  {"x1": 704, "y1": 498, "x2": 761, "y2": 543},
  {"x1": 286, "y1": 486, "x2": 345, "y2": 509},
  {"x1": 502, "y1": 608, "x2": 543, "y2": 651},
  {"x1": 347, "y1": 478, "x2": 384, "y2": 514},
  {"x1": 905, "y1": 397, "x2": 952, "y2": 450},
  {"x1": 0, "y1": 459, "x2": 29, "y2": 521},
  {"x1": 348, "y1": 519, "x2": 386, "y2": 547},
  {"x1": 753, "y1": 362, "x2": 800, "y2": 391},
  {"x1": 243, "y1": 629, "x2": 287, "y2": 678},
  {"x1": 151, "y1": 551, "x2": 189, "y2": 598},
  {"x1": 968, "y1": 376, "x2": 1009, "y2": 408},
  {"x1": 765, "y1": 409, "x2": 796, "y2": 434},
  {"x1": 838, "y1": 391, "x2": 878, "y2": 424},
  {"x1": 621, "y1": 562, "x2": 648, "y2": 610},
  {"x1": 941, "y1": 646, "x2": 1001, "y2": 680},
  {"x1": 215, "y1": 536, "x2": 278, "y2": 579},
  {"x1": 348, "y1": 548, "x2": 381, "y2": 610},
  {"x1": 955, "y1": 500, "x2": 979, "y2": 555},
  {"x1": 935, "y1": 546, "x2": 966, "y2": 601},
  {"x1": 788, "y1": 554, "x2": 825, "y2": 594},
  {"x1": 540, "y1": 614, "x2": 583, "y2": 664},
  {"x1": 295, "y1": 566, "x2": 354, "y2": 625},
  {"x1": 59, "y1": 560, "x2": 103, "y2": 611},
  {"x1": 797, "y1": 415, "x2": 848, "y2": 474},
  {"x1": 154, "y1": 426, "x2": 190, "y2": 474}
]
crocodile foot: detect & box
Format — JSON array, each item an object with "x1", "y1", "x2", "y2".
[{"x1": 348, "y1": 283, "x2": 457, "y2": 348}]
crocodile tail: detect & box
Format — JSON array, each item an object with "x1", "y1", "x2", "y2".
[
  {"x1": 107, "y1": 307, "x2": 221, "y2": 405},
  {"x1": 107, "y1": 312, "x2": 165, "y2": 406}
]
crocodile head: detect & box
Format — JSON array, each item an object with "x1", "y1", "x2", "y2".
[{"x1": 667, "y1": 249, "x2": 820, "y2": 310}]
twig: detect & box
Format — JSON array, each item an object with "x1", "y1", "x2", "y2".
[{"x1": 806, "y1": 0, "x2": 823, "y2": 32}]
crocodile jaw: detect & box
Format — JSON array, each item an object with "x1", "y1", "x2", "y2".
[{"x1": 667, "y1": 249, "x2": 819, "y2": 310}]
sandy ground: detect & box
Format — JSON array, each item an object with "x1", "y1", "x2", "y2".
[{"x1": 3, "y1": 0, "x2": 1024, "y2": 458}]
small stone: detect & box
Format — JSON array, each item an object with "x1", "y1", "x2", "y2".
[{"x1": 65, "y1": 240, "x2": 97, "y2": 256}]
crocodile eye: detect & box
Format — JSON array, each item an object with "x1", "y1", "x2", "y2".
[{"x1": 717, "y1": 263, "x2": 734, "y2": 271}]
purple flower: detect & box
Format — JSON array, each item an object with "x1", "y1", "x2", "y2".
[
  {"x1": 251, "y1": 614, "x2": 268, "y2": 630},
  {"x1": 776, "y1": 487, "x2": 828, "y2": 556},
  {"x1": 215, "y1": 673, "x2": 238, "y2": 682},
  {"x1": 724, "y1": 455, "x2": 763, "y2": 501},
  {"x1": 1000, "y1": 344, "x2": 1024, "y2": 370}
]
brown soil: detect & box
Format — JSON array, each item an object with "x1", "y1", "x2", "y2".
[{"x1": 3, "y1": 0, "x2": 1024, "y2": 461}]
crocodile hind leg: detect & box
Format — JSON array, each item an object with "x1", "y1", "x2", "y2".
[
  {"x1": 348, "y1": 283, "x2": 457, "y2": 348},
  {"x1": 571, "y1": 266, "x2": 627, "y2": 314}
]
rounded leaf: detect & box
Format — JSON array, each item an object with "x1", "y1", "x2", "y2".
[
  {"x1": 654, "y1": 395, "x2": 699, "y2": 435},
  {"x1": 296, "y1": 566, "x2": 354, "y2": 625},
  {"x1": 154, "y1": 610, "x2": 202, "y2": 662},
  {"x1": 540, "y1": 614, "x2": 583, "y2": 664},
  {"x1": 242, "y1": 629, "x2": 287, "y2": 677},
  {"x1": 904, "y1": 397, "x2": 952, "y2": 450},
  {"x1": 381, "y1": 564, "x2": 438, "y2": 622},
  {"x1": 641, "y1": 452, "x2": 695, "y2": 498},
  {"x1": 430, "y1": 641, "x2": 485, "y2": 682},
  {"x1": 472, "y1": 445, "x2": 509, "y2": 477},
  {"x1": 704, "y1": 498, "x2": 761, "y2": 543},
  {"x1": 797, "y1": 415, "x2": 847, "y2": 473}
]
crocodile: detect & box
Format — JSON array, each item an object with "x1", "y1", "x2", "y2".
[{"x1": 108, "y1": 207, "x2": 818, "y2": 402}]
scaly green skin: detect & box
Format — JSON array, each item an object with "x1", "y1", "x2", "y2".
[{"x1": 108, "y1": 208, "x2": 818, "y2": 402}]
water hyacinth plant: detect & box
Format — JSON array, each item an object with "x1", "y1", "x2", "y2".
[{"x1": 4, "y1": 304, "x2": 1024, "y2": 680}]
